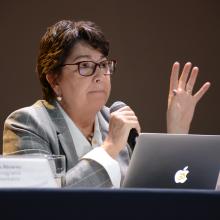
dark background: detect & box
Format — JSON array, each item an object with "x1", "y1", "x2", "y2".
[{"x1": 0, "y1": 0, "x2": 219, "y2": 153}]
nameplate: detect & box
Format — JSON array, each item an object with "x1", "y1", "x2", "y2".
[{"x1": 0, "y1": 156, "x2": 58, "y2": 188}]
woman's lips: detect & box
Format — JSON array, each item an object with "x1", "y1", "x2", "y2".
[{"x1": 89, "y1": 90, "x2": 105, "y2": 93}]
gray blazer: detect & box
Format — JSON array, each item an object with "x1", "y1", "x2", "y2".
[{"x1": 3, "y1": 100, "x2": 131, "y2": 187}]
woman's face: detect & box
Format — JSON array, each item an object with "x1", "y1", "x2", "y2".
[{"x1": 57, "y1": 41, "x2": 111, "y2": 112}]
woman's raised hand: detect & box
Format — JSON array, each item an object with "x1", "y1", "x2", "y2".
[{"x1": 167, "y1": 62, "x2": 211, "y2": 133}]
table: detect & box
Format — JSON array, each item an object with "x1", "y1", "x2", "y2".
[{"x1": 0, "y1": 188, "x2": 220, "y2": 219}]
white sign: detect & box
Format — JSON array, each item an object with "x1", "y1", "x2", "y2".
[{"x1": 0, "y1": 156, "x2": 59, "y2": 188}]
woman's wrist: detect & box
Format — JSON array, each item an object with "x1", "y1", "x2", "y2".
[
  {"x1": 101, "y1": 141, "x2": 118, "y2": 159},
  {"x1": 167, "y1": 123, "x2": 190, "y2": 134}
]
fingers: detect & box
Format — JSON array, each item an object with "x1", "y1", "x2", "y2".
[
  {"x1": 135, "y1": 122, "x2": 141, "y2": 134},
  {"x1": 169, "y1": 62, "x2": 205, "y2": 96},
  {"x1": 185, "y1": 67, "x2": 199, "y2": 94},
  {"x1": 114, "y1": 106, "x2": 136, "y2": 116},
  {"x1": 115, "y1": 110, "x2": 135, "y2": 116},
  {"x1": 194, "y1": 82, "x2": 211, "y2": 103},
  {"x1": 169, "y1": 62, "x2": 180, "y2": 94},
  {"x1": 121, "y1": 119, "x2": 141, "y2": 134},
  {"x1": 110, "y1": 105, "x2": 140, "y2": 132},
  {"x1": 116, "y1": 105, "x2": 132, "y2": 112},
  {"x1": 179, "y1": 62, "x2": 192, "y2": 89}
]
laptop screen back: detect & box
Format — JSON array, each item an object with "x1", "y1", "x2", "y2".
[{"x1": 123, "y1": 133, "x2": 220, "y2": 189}]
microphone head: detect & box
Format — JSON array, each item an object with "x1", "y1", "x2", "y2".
[{"x1": 110, "y1": 101, "x2": 126, "y2": 113}]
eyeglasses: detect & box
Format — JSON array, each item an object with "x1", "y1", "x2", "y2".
[{"x1": 60, "y1": 60, "x2": 116, "y2": 77}]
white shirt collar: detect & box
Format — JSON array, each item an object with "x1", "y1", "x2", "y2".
[{"x1": 56, "y1": 102, "x2": 103, "y2": 158}]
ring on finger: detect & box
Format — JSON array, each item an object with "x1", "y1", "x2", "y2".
[{"x1": 173, "y1": 89, "x2": 177, "y2": 96}]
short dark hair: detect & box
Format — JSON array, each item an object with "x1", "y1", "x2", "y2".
[{"x1": 36, "y1": 20, "x2": 110, "y2": 101}]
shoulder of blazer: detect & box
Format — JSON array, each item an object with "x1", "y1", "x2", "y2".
[{"x1": 4, "y1": 99, "x2": 63, "y2": 135}]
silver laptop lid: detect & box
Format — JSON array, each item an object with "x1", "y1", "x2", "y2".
[{"x1": 123, "y1": 133, "x2": 220, "y2": 189}]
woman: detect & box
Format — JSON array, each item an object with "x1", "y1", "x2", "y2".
[{"x1": 3, "y1": 20, "x2": 210, "y2": 188}]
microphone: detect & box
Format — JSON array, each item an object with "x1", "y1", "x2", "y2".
[{"x1": 110, "y1": 101, "x2": 139, "y2": 151}]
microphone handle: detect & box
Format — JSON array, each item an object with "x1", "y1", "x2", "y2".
[{"x1": 128, "y1": 128, "x2": 139, "y2": 151}]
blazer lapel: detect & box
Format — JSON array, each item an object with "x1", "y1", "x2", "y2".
[{"x1": 42, "y1": 100, "x2": 78, "y2": 170}]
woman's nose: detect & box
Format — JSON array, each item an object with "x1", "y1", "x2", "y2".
[
  {"x1": 94, "y1": 73, "x2": 102, "y2": 83},
  {"x1": 93, "y1": 67, "x2": 105, "y2": 82}
]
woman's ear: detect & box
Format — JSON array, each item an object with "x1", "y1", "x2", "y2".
[{"x1": 46, "y1": 73, "x2": 60, "y2": 95}]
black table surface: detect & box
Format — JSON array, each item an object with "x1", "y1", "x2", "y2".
[{"x1": 1, "y1": 188, "x2": 220, "y2": 219}]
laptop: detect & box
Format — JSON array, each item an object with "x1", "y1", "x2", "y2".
[{"x1": 123, "y1": 133, "x2": 220, "y2": 189}]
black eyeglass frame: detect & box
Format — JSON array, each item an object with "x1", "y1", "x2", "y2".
[{"x1": 60, "y1": 59, "x2": 117, "y2": 77}]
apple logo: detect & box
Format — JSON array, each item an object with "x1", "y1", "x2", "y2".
[{"x1": 174, "y1": 166, "x2": 189, "y2": 183}]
